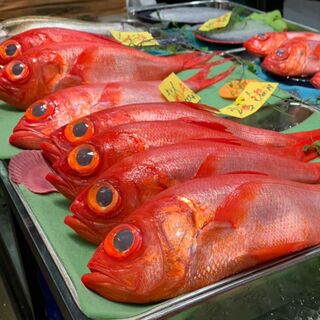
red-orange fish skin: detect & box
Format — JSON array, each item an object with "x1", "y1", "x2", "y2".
[
  {"x1": 68, "y1": 139, "x2": 320, "y2": 244},
  {"x1": 311, "y1": 71, "x2": 320, "y2": 88},
  {"x1": 0, "y1": 27, "x2": 120, "y2": 65},
  {"x1": 82, "y1": 178, "x2": 320, "y2": 303},
  {"x1": 244, "y1": 32, "x2": 320, "y2": 57},
  {"x1": 0, "y1": 41, "x2": 214, "y2": 109},
  {"x1": 262, "y1": 40, "x2": 320, "y2": 77}
]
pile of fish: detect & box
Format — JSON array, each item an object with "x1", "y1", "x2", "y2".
[
  {"x1": 244, "y1": 31, "x2": 320, "y2": 87},
  {"x1": 2, "y1": 27, "x2": 320, "y2": 304}
]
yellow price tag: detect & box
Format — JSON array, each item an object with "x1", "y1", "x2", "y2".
[
  {"x1": 218, "y1": 82, "x2": 278, "y2": 119},
  {"x1": 111, "y1": 31, "x2": 159, "y2": 47},
  {"x1": 159, "y1": 73, "x2": 201, "y2": 103},
  {"x1": 199, "y1": 12, "x2": 232, "y2": 32}
]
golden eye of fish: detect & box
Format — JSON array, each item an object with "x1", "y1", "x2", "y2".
[
  {"x1": 25, "y1": 101, "x2": 54, "y2": 121},
  {"x1": 64, "y1": 118, "x2": 94, "y2": 143},
  {"x1": 87, "y1": 182, "x2": 120, "y2": 216},
  {"x1": 5, "y1": 60, "x2": 29, "y2": 81},
  {"x1": 67, "y1": 144, "x2": 100, "y2": 176},
  {"x1": 104, "y1": 224, "x2": 142, "y2": 259},
  {"x1": 0, "y1": 40, "x2": 21, "y2": 61}
]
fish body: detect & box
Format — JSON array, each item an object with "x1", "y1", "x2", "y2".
[
  {"x1": 10, "y1": 59, "x2": 233, "y2": 149},
  {"x1": 0, "y1": 42, "x2": 213, "y2": 109},
  {"x1": 262, "y1": 40, "x2": 320, "y2": 77},
  {"x1": 82, "y1": 178, "x2": 320, "y2": 303},
  {"x1": 66, "y1": 140, "x2": 320, "y2": 244},
  {"x1": 47, "y1": 120, "x2": 243, "y2": 191},
  {"x1": 0, "y1": 27, "x2": 120, "y2": 65},
  {"x1": 311, "y1": 71, "x2": 320, "y2": 88},
  {"x1": 244, "y1": 32, "x2": 320, "y2": 57}
]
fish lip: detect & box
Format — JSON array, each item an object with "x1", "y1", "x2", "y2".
[
  {"x1": 9, "y1": 129, "x2": 50, "y2": 149},
  {"x1": 40, "y1": 141, "x2": 62, "y2": 163},
  {"x1": 45, "y1": 172, "x2": 76, "y2": 200}
]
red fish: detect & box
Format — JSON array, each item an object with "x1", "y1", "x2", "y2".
[
  {"x1": 66, "y1": 139, "x2": 320, "y2": 244},
  {"x1": 311, "y1": 71, "x2": 320, "y2": 88},
  {"x1": 0, "y1": 41, "x2": 215, "y2": 109},
  {"x1": 10, "y1": 60, "x2": 234, "y2": 149},
  {"x1": 0, "y1": 27, "x2": 120, "y2": 65},
  {"x1": 82, "y1": 178, "x2": 320, "y2": 303},
  {"x1": 244, "y1": 32, "x2": 320, "y2": 57},
  {"x1": 262, "y1": 40, "x2": 320, "y2": 77}
]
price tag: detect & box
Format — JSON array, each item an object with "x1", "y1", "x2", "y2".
[
  {"x1": 111, "y1": 31, "x2": 159, "y2": 47},
  {"x1": 218, "y1": 82, "x2": 278, "y2": 119},
  {"x1": 199, "y1": 12, "x2": 232, "y2": 32},
  {"x1": 159, "y1": 73, "x2": 201, "y2": 103}
]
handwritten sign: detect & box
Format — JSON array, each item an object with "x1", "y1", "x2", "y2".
[
  {"x1": 199, "y1": 12, "x2": 232, "y2": 32},
  {"x1": 111, "y1": 31, "x2": 159, "y2": 47},
  {"x1": 218, "y1": 82, "x2": 278, "y2": 118},
  {"x1": 159, "y1": 73, "x2": 201, "y2": 103}
]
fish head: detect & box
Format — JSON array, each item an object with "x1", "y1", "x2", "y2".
[
  {"x1": 10, "y1": 97, "x2": 60, "y2": 149},
  {"x1": 262, "y1": 41, "x2": 307, "y2": 76},
  {"x1": 0, "y1": 48, "x2": 65, "y2": 108},
  {"x1": 50, "y1": 117, "x2": 95, "y2": 154},
  {"x1": 82, "y1": 199, "x2": 195, "y2": 302},
  {"x1": 244, "y1": 32, "x2": 286, "y2": 57},
  {"x1": 0, "y1": 38, "x2": 22, "y2": 65}
]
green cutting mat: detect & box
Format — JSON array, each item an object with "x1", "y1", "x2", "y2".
[{"x1": 2, "y1": 59, "x2": 320, "y2": 319}]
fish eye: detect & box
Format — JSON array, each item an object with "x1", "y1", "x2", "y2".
[
  {"x1": 67, "y1": 144, "x2": 100, "y2": 175},
  {"x1": 25, "y1": 101, "x2": 54, "y2": 121},
  {"x1": 64, "y1": 118, "x2": 94, "y2": 143},
  {"x1": 274, "y1": 47, "x2": 289, "y2": 60},
  {"x1": 0, "y1": 40, "x2": 21, "y2": 61},
  {"x1": 87, "y1": 182, "x2": 120, "y2": 216},
  {"x1": 256, "y1": 33, "x2": 269, "y2": 41},
  {"x1": 104, "y1": 224, "x2": 142, "y2": 259},
  {"x1": 5, "y1": 60, "x2": 29, "y2": 81}
]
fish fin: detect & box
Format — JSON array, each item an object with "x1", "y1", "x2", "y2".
[
  {"x1": 9, "y1": 151, "x2": 57, "y2": 194},
  {"x1": 180, "y1": 101, "x2": 220, "y2": 114},
  {"x1": 214, "y1": 182, "x2": 261, "y2": 228},
  {"x1": 289, "y1": 130, "x2": 320, "y2": 145},
  {"x1": 178, "y1": 117, "x2": 228, "y2": 132},
  {"x1": 249, "y1": 241, "x2": 310, "y2": 263},
  {"x1": 64, "y1": 216, "x2": 102, "y2": 244},
  {"x1": 182, "y1": 52, "x2": 220, "y2": 70},
  {"x1": 54, "y1": 75, "x2": 83, "y2": 91},
  {"x1": 184, "y1": 64, "x2": 236, "y2": 92}
]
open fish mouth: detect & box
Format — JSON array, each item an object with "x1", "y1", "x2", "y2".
[{"x1": 9, "y1": 129, "x2": 50, "y2": 149}]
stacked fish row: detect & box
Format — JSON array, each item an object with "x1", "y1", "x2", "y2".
[
  {"x1": 1, "y1": 28, "x2": 320, "y2": 304},
  {"x1": 244, "y1": 31, "x2": 320, "y2": 87}
]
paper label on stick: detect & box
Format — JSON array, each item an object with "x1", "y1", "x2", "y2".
[
  {"x1": 111, "y1": 31, "x2": 159, "y2": 46},
  {"x1": 218, "y1": 82, "x2": 278, "y2": 119},
  {"x1": 159, "y1": 73, "x2": 201, "y2": 103},
  {"x1": 199, "y1": 12, "x2": 232, "y2": 32}
]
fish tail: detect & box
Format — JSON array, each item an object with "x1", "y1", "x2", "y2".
[
  {"x1": 184, "y1": 63, "x2": 236, "y2": 92},
  {"x1": 181, "y1": 51, "x2": 220, "y2": 70},
  {"x1": 288, "y1": 130, "x2": 320, "y2": 144}
]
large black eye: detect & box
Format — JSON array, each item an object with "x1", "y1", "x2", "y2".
[
  {"x1": 73, "y1": 121, "x2": 89, "y2": 138},
  {"x1": 274, "y1": 48, "x2": 289, "y2": 60},
  {"x1": 32, "y1": 103, "x2": 47, "y2": 117},
  {"x1": 76, "y1": 147, "x2": 94, "y2": 166},
  {"x1": 113, "y1": 229, "x2": 134, "y2": 252},
  {"x1": 276, "y1": 48, "x2": 285, "y2": 56},
  {"x1": 257, "y1": 33, "x2": 268, "y2": 41},
  {"x1": 96, "y1": 186, "x2": 113, "y2": 207},
  {"x1": 12, "y1": 63, "x2": 24, "y2": 76},
  {"x1": 5, "y1": 44, "x2": 17, "y2": 57}
]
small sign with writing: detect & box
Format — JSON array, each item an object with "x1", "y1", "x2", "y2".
[{"x1": 111, "y1": 31, "x2": 159, "y2": 47}]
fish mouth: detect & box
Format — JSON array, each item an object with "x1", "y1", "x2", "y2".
[
  {"x1": 40, "y1": 141, "x2": 62, "y2": 163},
  {"x1": 45, "y1": 172, "x2": 76, "y2": 200},
  {"x1": 9, "y1": 130, "x2": 51, "y2": 149},
  {"x1": 64, "y1": 215, "x2": 103, "y2": 244}
]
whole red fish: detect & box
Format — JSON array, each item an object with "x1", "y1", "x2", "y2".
[
  {"x1": 66, "y1": 140, "x2": 320, "y2": 244},
  {"x1": 244, "y1": 32, "x2": 320, "y2": 57},
  {"x1": 311, "y1": 71, "x2": 320, "y2": 88},
  {"x1": 0, "y1": 41, "x2": 214, "y2": 109},
  {"x1": 10, "y1": 59, "x2": 234, "y2": 149},
  {"x1": 0, "y1": 27, "x2": 120, "y2": 65},
  {"x1": 262, "y1": 40, "x2": 320, "y2": 77},
  {"x1": 82, "y1": 178, "x2": 320, "y2": 303}
]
